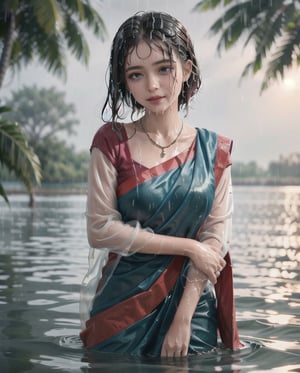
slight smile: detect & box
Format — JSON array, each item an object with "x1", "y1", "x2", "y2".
[{"x1": 147, "y1": 96, "x2": 165, "y2": 103}]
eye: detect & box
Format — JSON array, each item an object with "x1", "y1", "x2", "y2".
[
  {"x1": 159, "y1": 65, "x2": 175, "y2": 74},
  {"x1": 127, "y1": 72, "x2": 143, "y2": 80}
]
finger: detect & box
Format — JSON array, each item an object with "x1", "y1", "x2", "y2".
[
  {"x1": 174, "y1": 350, "x2": 182, "y2": 358},
  {"x1": 182, "y1": 346, "x2": 188, "y2": 357},
  {"x1": 216, "y1": 259, "x2": 224, "y2": 272},
  {"x1": 207, "y1": 270, "x2": 217, "y2": 284},
  {"x1": 217, "y1": 261, "x2": 224, "y2": 270},
  {"x1": 160, "y1": 346, "x2": 167, "y2": 358}
]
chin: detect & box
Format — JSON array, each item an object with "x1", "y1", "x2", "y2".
[{"x1": 145, "y1": 105, "x2": 173, "y2": 115}]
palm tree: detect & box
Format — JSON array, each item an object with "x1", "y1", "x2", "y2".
[
  {"x1": 0, "y1": 106, "x2": 41, "y2": 205},
  {"x1": 0, "y1": 0, "x2": 106, "y2": 87},
  {"x1": 0, "y1": 0, "x2": 106, "y2": 205},
  {"x1": 193, "y1": 0, "x2": 300, "y2": 92}
]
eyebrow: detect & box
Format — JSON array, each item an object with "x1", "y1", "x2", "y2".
[{"x1": 125, "y1": 58, "x2": 176, "y2": 72}]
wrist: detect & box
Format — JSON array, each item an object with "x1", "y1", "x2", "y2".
[
  {"x1": 173, "y1": 311, "x2": 192, "y2": 325},
  {"x1": 183, "y1": 238, "x2": 197, "y2": 259}
]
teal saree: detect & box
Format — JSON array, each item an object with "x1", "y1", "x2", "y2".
[{"x1": 80, "y1": 123, "x2": 241, "y2": 355}]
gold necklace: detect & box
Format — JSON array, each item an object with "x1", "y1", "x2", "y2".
[{"x1": 140, "y1": 120, "x2": 184, "y2": 158}]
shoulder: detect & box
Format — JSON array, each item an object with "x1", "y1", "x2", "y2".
[
  {"x1": 215, "y1": 133, "x2": 233, "y2": 169},
  {"x1": 90, "y1": 122, "x2": 126, "y2": 165},
  {"x1": 195, "y1": 127, "x2": 233, "y2": 185},
  {"x1": 216, "y1": 134, "x2": 233, "y2": 156},
  {"x1": 91, "y1": 123, "x2": 123, "y2": 150},
  {"x1": 196, "y1": 127, "x2": 232, "y2": 158},
  {"x1": 214, "y1": 133, "x2": 233, "y2": 187}
]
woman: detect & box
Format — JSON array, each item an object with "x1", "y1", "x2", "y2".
[{"x1": 80, "y1": 11, "x2": 242, "y2": 357}]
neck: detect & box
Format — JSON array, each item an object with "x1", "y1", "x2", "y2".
[
  {"x1": 142, "y1": 110, "x2": 182, "y2": 137},
  {"x1": 140, "y1": 114, "x2": 184, "y2": 158}
]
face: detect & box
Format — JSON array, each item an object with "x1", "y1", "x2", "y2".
[{"x1": 124, "y1": 41, "x2": 191, "y2": 115}]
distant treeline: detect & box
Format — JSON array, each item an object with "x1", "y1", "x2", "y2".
[
  {"x1": 232, "y1": 153, "x2": 300, "y2": 185},
  {"x1": 2, "y1": 151, "x2": 300, "y2": 188}
]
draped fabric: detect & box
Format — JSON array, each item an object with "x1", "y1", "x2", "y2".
[{"x1": 80, "y1": 123, "x2": 241, "y2": 355}]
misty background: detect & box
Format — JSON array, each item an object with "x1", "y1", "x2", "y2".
[{"x1": 2, "y1": 0, "x2": 299, "y2": 168}]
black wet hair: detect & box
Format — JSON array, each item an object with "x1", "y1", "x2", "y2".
[{"x1": 101, "y1": 11, "x2": 201, "y2": 127}]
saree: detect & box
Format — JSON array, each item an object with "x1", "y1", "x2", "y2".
[{"x1": 80, "y1": 123, "x2": 241, "y2": 356}]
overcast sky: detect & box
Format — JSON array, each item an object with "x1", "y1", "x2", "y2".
[{"x1": 2, "y1": 0, "x2": 300, "y2": 167}]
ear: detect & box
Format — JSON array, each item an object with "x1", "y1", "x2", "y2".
[{"x1": 182, "y1": 60, "x2": 193, "y2": 82}]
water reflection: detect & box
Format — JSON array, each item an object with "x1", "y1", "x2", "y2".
[
  {"x1": 231, "y1": 186, "x2": 300, "y2": 364},
  {"x1": 0, "y1": 187, "x2": 299, "y2": 372}
]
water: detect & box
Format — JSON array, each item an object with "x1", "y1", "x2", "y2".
[{"x1": 0, "y1": 186, "x2": 299, "y2": 372}]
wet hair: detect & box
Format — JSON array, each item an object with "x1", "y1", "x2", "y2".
[{"x1": 101, "y1": 11, "x2": 201, "y2": 127}]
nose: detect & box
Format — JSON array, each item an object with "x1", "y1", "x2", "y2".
[{"x1": 146, "y1": 74, "x2": 159, "y2": 91}]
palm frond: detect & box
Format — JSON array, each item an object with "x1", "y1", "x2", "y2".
[
  {"x1": 0, "y1": 181, "x2": 9, "y2": 205},
  {"x1": 1, "y1": 0, "x2": 107, "y2": 81},
  {"x1": 76, "y1": 0, "x2": 85, "y2": 21},
  {"x1": 209, "y1": 1, "x2": 283, "y2": 51},
  {"x1": 193, "y1": 0, "x2": 300, "y2": 91},
  {"x1": 193, "y1": 0, "x2": 223, "y2": 12},
  {"x1": 214, "y1": 3, "x2": 255, "y2": 51},
  {"x1": 36, "y1": 31, "x2": 66, "y2": 79},
  {"x1": 0, "y1": 105, "x2": 11, "y2": 113},
  {"x1": 79, "y1": 1, "x2": 107, "y2": 39},
  {"x1": 31, "y1": 0, "x2": 62, "y2": 34},
  {"x1": 62, "y1": 0, "x2": 107, "y2": 39},
  {"x1": 64, "y1": 14, "x2": 89, "y2": 64},
  {"x1": 261, "y1": 28, "x2": 300, "y2": 92},
  {"x1": 0, "y1": 107, "x2": 41, "y2": 201}
]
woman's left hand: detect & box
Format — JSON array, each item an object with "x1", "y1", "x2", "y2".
[{"x1": 161, "y1": 317, "x2": 191, "y2": 358}]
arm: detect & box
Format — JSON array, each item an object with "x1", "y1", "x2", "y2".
[
  {"x1": 197, "y1": 166, "x2": 233, "y2": 257},
  {"x1": 86, "y1": 147, "x2": 225, "y2": 283},
  {"x1": 161, "y1": 167, "x2": 233, "y2": 357},
  {"x1": 160, "y1": 264, "x2": 207, "y2": 358}
]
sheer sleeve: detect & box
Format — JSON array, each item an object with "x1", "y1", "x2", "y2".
[
  {"x1": 197, "y1": 166, "x2": 233, "y2": 257},
  {"x1": 81, "y1": 147, "x2": 152, "y2": 326},
  {"x1": 86, "y1": 147, "x2": 151, "y2": 254}
]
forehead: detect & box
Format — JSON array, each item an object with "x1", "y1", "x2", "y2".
[{"x1": 125, "y1": 40, "x2": 175, "y2": 66}]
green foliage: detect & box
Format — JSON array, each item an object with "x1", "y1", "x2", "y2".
[
  {"x1": 0, "y1": 106, "x2": 41, "y2": 204},
  {"x1": 0, "y1": 137, "x2": 89, "y2": 184},
  {"x1": 231, "y1": 160, "x2": 265, "y2": 178},
  {"x1": 4, "y1": 85, "x2": 79, "y2": 147},
  {"x1": 231, "y1": 153, "x2": 300, "y2": 184},
  {"x1": 34, "y1": 137, "x2": 89, "y2": 183},
  {"x1": 268, "y1": 153, "x2": 300, "y2": 178},
  {"x1": 0, "y1": 1, "x2": 106, "y2": 205},
  {"x1": 0, "y1": 0, "x2": 107, "y2": 82},
  {"x1": 193, "y1": 0, "x2": 300, "y2": 92},
  {"x1": 2, "y1": 84, "x2": 88, "y2": 184}
]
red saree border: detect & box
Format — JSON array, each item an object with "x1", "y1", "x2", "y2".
[
  {"x1": 215, "y1": 252, "x2": 243, "y2": 349},
  {"x1": 80, "y1": 256, "x2": 185, "y2": 349},
  {"x1": 214, "y1": 134, "x2": 233, "y2": 187},
  {"x1": 117, "y1": 148, "x2": 195, "y2": 198},
  {"x1": 84, "y1": 126, "x2": 241, "y2": 350},
  {"x1": 118, "y1": 132, "x2": 232, "y2": 198}
]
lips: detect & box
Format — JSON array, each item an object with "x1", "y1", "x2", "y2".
[{"x1": 147, "y1": 96, "x2": 164, "y2": 103}]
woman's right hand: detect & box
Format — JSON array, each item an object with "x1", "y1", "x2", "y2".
[{"x1": 188, "y1": 240, "x2": 226, "y2": 284}]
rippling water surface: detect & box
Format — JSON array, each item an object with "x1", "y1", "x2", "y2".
[{"x1": 0, "y1": 186, "x2": 299, "y2": 372}]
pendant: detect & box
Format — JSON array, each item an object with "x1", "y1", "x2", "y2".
[{"x1": 160, "y1": 149, "x2": 165, "y2": 158}]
